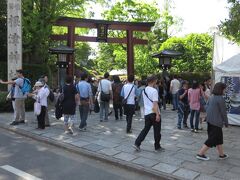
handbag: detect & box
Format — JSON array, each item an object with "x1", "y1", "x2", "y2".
[
  {"x1": 122, "y1": 85, "x2": 134, "y2": 105},
  {"x1": 100, "y1": 80, "x2": 111, "y2": 102},
  {"x1": 34, "y1": 97, "x2": 41, "y2": 116},
  {"x1": 94, "y1": 99, "x2": 100, "y2": 113}
]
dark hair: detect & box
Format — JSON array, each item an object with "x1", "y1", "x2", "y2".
[
  {"x1": 81, "y1": 73, "x2": 88, "y2": 80},
  {"x1": 65, "y1": 76, "x2": 73, "y2": 84},
  {"x1": 147, "y1": 75, "x2": 157, "y2": 83},
  {"x1": 139, "y1": 80, "x2": 146, "y2": 86},
  {"x1": 104, "y1": 72, "x2": 110, "y2": 79},
  {"x1": 201, "y1": 83, "x2": 206, "y2": 92},
  {"x1": 40, "y1": 75, "x2": 47, "y2": 78},
  {"x1": 182, "y1": 80, "x2": 188, "y2": 86},
  {"x1": 113, "y1": 75, "x2": 121, "y2": 83},
  {"x1": 212, "y1": 82, "x2": 226, "y2": 95},
  {"x1": 127, "y1": 74, "x2": 134, "y2": 83},
  {"x1": 16, "y1": 69, "x2": 24, "y2": 75},
  {"x1": 192, "y1": 80, "x2": 199, "y2": 89},
  {"x1": 204, "y1": 77, "x2": 211, "y2": 82},
  {"x1": 173, "y1": 74, "x2": 178, "y2": 79}
]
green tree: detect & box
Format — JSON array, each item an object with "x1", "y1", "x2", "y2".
[
  {"x1": 0, "y1": 0, "x2": 7, "y2": 62},
  {"x1": 219, "y1": 0, "x2": 240, "y2": 44},
  {"x1": 160, "y1": 33, "x2": 213, "y2": 73}
]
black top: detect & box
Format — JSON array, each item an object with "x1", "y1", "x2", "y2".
[
  {"x1": 62, "y1": 84, "x2": 77, "y2": 115},
  {"x1": 178, "y1": 88, "x2": 188, "y2": 105}
]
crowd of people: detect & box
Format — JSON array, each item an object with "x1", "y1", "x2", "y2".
[{"x1": 0, "y1": 69, "x2": 229, "y2": 161}]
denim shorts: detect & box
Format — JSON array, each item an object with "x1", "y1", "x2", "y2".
[{"x1": 64, "y1": 114, "x2": 75, "y2": 125}]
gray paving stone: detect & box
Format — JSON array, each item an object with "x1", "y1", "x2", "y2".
[
  {"x1": 132, "y1": 157, "x2": 158, "y2": 167},
  {"x1": 195, "y1": 174, "x2": 223, "y2": 180},
  {"x1": 229, "y1": 166, "x2": 240, "y2": 175},
  {"x1": 83, "y1": 143, "x2": 105, "y2": 152},
  {"x1": 158, "y1": 156, "x2": 185, "y2": 166},
  {"x1": 114, "y1": 152, "x2": 137, "y2": 162},
  {"x1": 69, "y1": 140, "x2": 91, "y2": 147},
  {"x1": 41, "y1": 132, "x2": 58, "y2": 138},
  {"x1": 92, "y1": 139, "x2": 118, "y2": 148},
  {"x1": 115, "y1": 145, "x2": 134, "y2": 153},
  {"x1": 173, "y1": 168, "x2": 200, "y2": 180},
  {"x1": 182, "y1": 161, "x2": 217, "y2": 175},
  {"x1": 99, "y1": 148, "x2": 120, "y2": 156},
  {"x1": 50, "y1": 134, "x2": 70, "y2": 141},
  {"x1": 152, "y1": 163, "x2": 178, "y2": 174}
]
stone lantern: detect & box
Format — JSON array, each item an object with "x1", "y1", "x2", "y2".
[{"x1": 49, "y1": 45, "x2": 74, "y2": 89}]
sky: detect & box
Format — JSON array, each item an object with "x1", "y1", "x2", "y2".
[{"x1": 91, "y1": 0, "x2": 230, "y2": 36}]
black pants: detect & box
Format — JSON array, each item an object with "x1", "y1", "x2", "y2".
[
  {"x1": 135, "y1": 113, "x2": 161, "y2": 150},
  {"x1": 124, "y1": 104, "x2": 135, "y2": 131},
  {"x1": 37, "y1": 106, "x2": 46, "y2": 129},
  {"x1": 113, "y1": 103, "x2": 123, "y2": 120}
]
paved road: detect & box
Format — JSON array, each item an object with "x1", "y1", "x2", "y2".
[{"x1": 0, "y1": 129, "x2": 157, "y2": 180}]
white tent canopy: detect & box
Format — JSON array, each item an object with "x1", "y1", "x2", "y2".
[
  {"x1": 214, "y1": 53, "x2": 240, "y2": 75},
  {"x1": 109, "y1": 69, "x2": 127, "y2": 76}
]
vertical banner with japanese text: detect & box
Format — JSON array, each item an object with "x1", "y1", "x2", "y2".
[{"x1": 7, "y1": 0, "x2": 22, "y2": 81}]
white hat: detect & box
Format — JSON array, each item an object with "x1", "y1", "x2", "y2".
[{"x1": 34, "y1": 81, "x2": 43, "y2": 87}]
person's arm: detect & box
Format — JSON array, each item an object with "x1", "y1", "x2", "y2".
[
  {"x1": 95, "y1": 82, "x2": 101, "y2": 99},
  {"x1": 88, "y1": 84, "x2": 93, "y2": 105},
  {"x1": 218, "y1": 97, "x2": 229, "y2": 127},
  {"x1": 109, "y1": 82, "x2": 113, "y2": 100},
  {"x1": 179, "y1": 89, "x2": 187, "y2": 100},
  {"x1": 120, "y1": 85, "x2": 124, "y2": 98},
  {"x1": 0, "y1": 79, "x2": 15, "y2": 85},
  {"x1": 152, "y1": 90, "x2": 160, "y2": 122},
  {"x1": 170, "y1": 81, "x2": 173, "y2": 93}
]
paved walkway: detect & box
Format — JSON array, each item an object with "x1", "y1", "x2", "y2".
[{"x1": 0, "y1": 106, "x2": 240, "y2": 180}]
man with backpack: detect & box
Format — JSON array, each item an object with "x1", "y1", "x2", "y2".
[{"x1": 0, "y1": 69, "x2": 31, "y2": 125}]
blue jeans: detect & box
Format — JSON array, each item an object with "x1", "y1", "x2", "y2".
[
  {"x1": 100, "y1": 101, "x2": 109, "y2": 121},
  {"x1": 172, "y1": 93, "x2": 179, "y2": 110},
  {"x1": 190, "y1": 109, "x2": 200, "y2": 130},
  {"x1": 79, "y1": 105, "x2": 89, "y2": 128},
  {"x1": 177, "y1": 102, "x2": 189, "y2": 128}
]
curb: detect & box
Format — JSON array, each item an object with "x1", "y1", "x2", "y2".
[{"x1": 0, "y1": 123, "x2": 180, "y2": 180}]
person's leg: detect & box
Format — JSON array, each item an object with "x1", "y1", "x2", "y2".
[
  {"x1": 140, "y1": 106, "x2": 144, "y2": 119},
  {"x1": 198, "y1": 144, "x2": 210, "y2": 155},
  {"x1": 183, "y1": 107, "x2": 189, "y2": 127},
  {"x1": 119, "y1": 104, "x2": 123, "y2": 118},
  {"x1": 64, "y1": 115, "x2": 69, "y2": 132},
  {"x1": 79, "y1": 105, "x2": 85, "y2": 128},
  {"x1": 195, "y1": 110, "x2": 200, "y2": 130},
  {"x1": 82, "y1": 104, "x2": 89, "y2": 127},
  {"x1": 39, "y1": 106, "x2": 46, "y2": 129},
  {"x1": 113, "y1": 103, "x2": 118, "y2": 120},
  {"x1": 153, "y1": 115, "x2": 161, "y2": 150},
  {"x1": 190, "y1": 109, "x2": 195, "y2": 129},
  {"x1": 14, "y1": 99, "x2": 20, "y2": 122},
  {"x1": 162, "y1": 97, "x2": 166, "y2": 110},
  {"x1": 12, "y1": 101, "x2": 16, "y2": 120},
  {"x1": 19, "y1": 99, "x2": 25, "y2": 121},
  {"x1": 127, "y1": 105, "x2": 135, "y2": 132},
  {"x1": 172, "y1": 94, "x2": 176, "y2": 110},
  {"x1": 216, "y1": 145, "x2": 224, "y2": 156},
  {"x1": 104, "y1": 101, "x2": 109, "y2": 120},
  {"x1": 45, "y1": 107, "x2": 50, "y2": 126},
  {"x1": 135, "y1": 114, "x2": 152, "y2": 146},
  {"x1": 177, "y1": 103, "x2": 184, "y2": 128},
  {"x1": 99, "y1": 101, "x2": 104, "y2": 121}
]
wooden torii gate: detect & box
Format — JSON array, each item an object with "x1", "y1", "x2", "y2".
[{"x1": 51, "y1": 17, "x2": 155, "y2": 76}]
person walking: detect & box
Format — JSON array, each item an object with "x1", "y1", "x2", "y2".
[
  {"x1": 177, "y1": 81, "x2": 190, "y2": 129},
  {"x1": 188, "y1": 81, "x2": 202, "y2": 133},
  {"x1": 0, "y1": 69, "x2": 27, "y2": 125},
  {"x1": 170, "y1": 75, "x2": 180, "y2": 111},
  {"x1": 96, "y1": 73, "x2": 113, "y2": 122},
  {"x1": 133, "y1": 75, "x2": 162, "y2": 151},
  {"x1": 112, "y1": 75, "x2": 123, "y2": 120},
  {"x1": 76, "y1": 73, "x2": 93, "y2": 131},
  {"x1": 196, "y1": 82, "x2": 229, "y2": 161},
  {"x1": 121, "y1": 75, "x2": 137, "y2": 133},
  {"x1": 62, "y1": 76, "x2": 78, "y2": 134},
  {"x1": 137, "y1": 80, "x2": 146, "y2": 119}
]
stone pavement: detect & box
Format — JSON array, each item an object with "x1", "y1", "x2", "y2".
[{"x1": 0, "y1": 106, "x2": 240, "y2": 180}]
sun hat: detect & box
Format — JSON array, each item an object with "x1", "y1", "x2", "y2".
[{"x1": 34, "y1": 81, "x2": 44, "y2": 87}]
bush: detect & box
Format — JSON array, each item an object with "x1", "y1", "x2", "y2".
[{"x1": 0, "y1": 92, "x2": 34, "y2": 112}]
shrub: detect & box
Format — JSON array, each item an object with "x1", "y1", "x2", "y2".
[{"x1": 0, "y1": 92, "x2": 34, "y2": 112}]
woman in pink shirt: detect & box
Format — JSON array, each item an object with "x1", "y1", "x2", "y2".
[{"x1": 188, "y1": 81, "x2": 202, "y2": 133}]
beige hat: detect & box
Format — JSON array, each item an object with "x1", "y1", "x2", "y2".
[{"x1": 34, "y1": 81, "x2": 44, "y2": 87}]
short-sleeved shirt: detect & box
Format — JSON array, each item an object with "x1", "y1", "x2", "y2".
[
  {"x1": 62, "y1": 84, "x2": 77, "y2": 115},
  {"x1": 188, "y1": 88, "x2": 201, "y2": 110},
  {"x1": 76, "y1": 81, "x2": 93, "y2": 98},
  {"x1": 178, "y1": 88, "x2": 188, "y2": 105},
  {"x1": 98, "y1": 79, "x2": 112, "y2": 94},
  {"x1": 170, "y1": 79, "x2": 180, "y2": 94},
  {"x1": 120, "y1": 83, "x2": 137, "y2": 105},
  {"x1": 14, "y1": 78, "x2": 24, "y2": 99},
  {"x1": 143, "y1": 86, "x2": 159, "y2": 115}
]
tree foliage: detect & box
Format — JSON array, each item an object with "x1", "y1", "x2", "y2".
[
  {"x1": 94, "y1": 0, "x2": 182, "y2": 76},
  {"x1": 0, "y1": 0, "x2": 7, "y2": 62},
  {"x1": 160, "y1": 33, "x2": 213, "y2": 73},
  {"x1": 219, "y1": 0, "x2": 240, "y2": 44}
]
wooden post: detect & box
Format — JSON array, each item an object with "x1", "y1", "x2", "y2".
[
  {"x1": 67, "y1": 26, "x2": 75, "y2": 77},
  {"x1": 127, "y1": 30, "x2": 134, "y2": 76}
]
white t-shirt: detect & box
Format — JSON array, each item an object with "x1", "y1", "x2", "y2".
[
  {"x1": 35, "y1": 87, "x2": 49, "y2": 107},
  {"x1": 170, "y1": 79, "x2": 180, "y2": 94},
  {"x1": 122, "y1": 83, "x2": 136, "y2": 105},
  {"x1": 143, "y1": 86, "x2": 159, "y2": 115},
  {"x1": 98, "y1": 79, "x2": 112, "y2": 94},
  {"x1": 14, "y1": 78, "x2": 24, "y2": 99}
]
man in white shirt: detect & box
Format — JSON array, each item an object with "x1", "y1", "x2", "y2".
[
  {"x1": 121, "y1": 75, "x2": 137, "y2": 133},
  {"x1": 133, "y1": 75, "x2": 162, "y2": 151},
  {"x1": 170, "y1": 75, "x2": 180, "y2": 111},
  {"x1": 96, "y1": 72, "x2": 113, "y2": 121}
]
